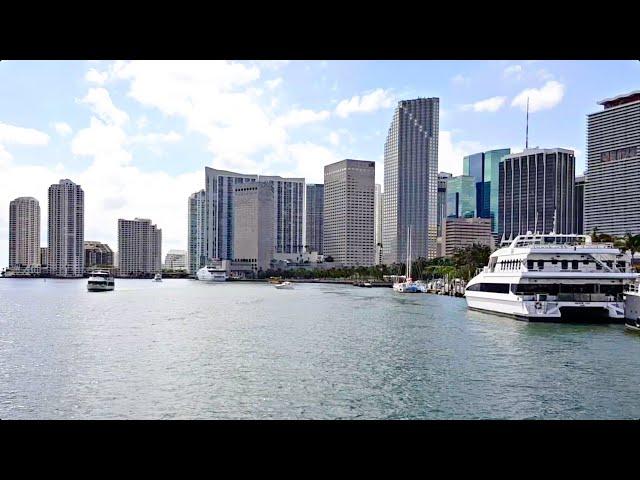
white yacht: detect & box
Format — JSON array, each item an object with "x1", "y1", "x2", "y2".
[
  {"x1": 624, "y1": 282, "x2": 640, "y2": 327},
  {"x1": 393, "y1": 226, "x2": 420, "y2": 293},
  {"x1": 465, "y1": 233, "x2": 637, "y2": 322},
  {"x1": 274, "y1": 281, "x2": 294, "y2": 290},
  {"x1": 87, "y1": 270, "x2": 115, "y2": 292},
  {"x1": 196, "y1": 266, "x2": 229, "y2": 282},
  {"x1": 153, "y1": 272, "x2": 162, "y2": 282}
]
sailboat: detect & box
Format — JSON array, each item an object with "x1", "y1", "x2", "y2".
[{"x1": 393, "y1": 225, "x2": 420, "y2": 293}]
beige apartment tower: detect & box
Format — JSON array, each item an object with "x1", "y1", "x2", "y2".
[
  {"x1": 323, "y1": 159, "x2": 375, "y2": 267},
  {"x1": 232, "y1": 182, "x2": 275, "y2": 273},
  {"x1": 9, "y1": 197, "x2": 41, "y2": 272},
  {"x1": 48, "y1": 179, "x2": 84, "y2": 277},
  {"x1": 118, "y1": 218, "x2": 162, "y2": 277}
]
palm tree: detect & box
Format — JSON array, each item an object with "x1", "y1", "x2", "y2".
[{"x1": 616, "y1": 232, "x2": 640, "y2": 259}]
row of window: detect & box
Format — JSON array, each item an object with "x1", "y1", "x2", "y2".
[{"x1": 467, "y1": 282, "x2": 625, "y2": 295}]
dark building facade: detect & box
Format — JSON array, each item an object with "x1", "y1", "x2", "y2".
[
  {"x1": 437, "y1": 172, "x2": 452, "y2": 237},
  {"x1": 305, "y1": 184, "x2": 324, "y2": 254},
  {"x1": 574, "y1": 175, "x2": 585, "y2": 235},
  {"x1": 498, "y1": 148, "x2": 575, "y2": 241}
]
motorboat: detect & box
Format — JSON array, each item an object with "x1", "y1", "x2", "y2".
[
  {"x1": 153, "y1": 272, "x2": 162, "y2": 282},
  {"x1": 465, "y1": 233, "x2": 636, "y2": 322},
  {"x1": 87, "y1": 270, "x2": 115, "y2": 292},
  {"x1": 624, "y1": 282, "x2": 640, "y2": 328},
  {"x1": 274, "y1": 281, "x2": 294, "y2": 289}
]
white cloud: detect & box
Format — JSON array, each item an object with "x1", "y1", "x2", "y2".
[
  {"x1": 328, "y1": 131, "x2": 340, "y2": 146},
  {"x1": 511, "y1": 81, "x2": 565, "y2": 112},
  {"x1": 53, "y1": 122, "x2": 73, "y2": 136},
  {"x1": 71, "y1": 116, "x2": 131, "y2": 167},
  {"x1": 451, "y1": 74, "x2": 470, "y2": 86},
  {"x1": 266, "y1": 78, "x2": 282, "y2": 89},
  {"x1": 0, "y1": 122, "x2": 50, "y2": 146},
  {"x1": 503, "y1": 65, "x2": 523, "y2": 78},
  {"x1": 85, "y1": 68, "x2": 108, "y2": 85},
  {"x1": 280, "y1": 142, "x2": 339, "y2": 184},
  {"x1": 128, "y1": 131, "x2": 182, "y2": 144},
  {"x1": 461, "y1": 96, "x2": 507, "y2": 113},
  {"x1": 137, "y1": 115, "x2": 149, "y2": 129},
  {"x1": 335, "y1": 88, "x2": 395, "y2": 118},
  {"x1": 275, "y1": 108, "x2": 330, "y2": 128},
  {"x1": 438, "y1": 131, "x2": 485, "y2": 176},
  {"x1": 78, "y1": 87, "x2": 129, "y2": 126},
  {"x1": 536, "y1": 69, "x2": 554, "y2": 81}
]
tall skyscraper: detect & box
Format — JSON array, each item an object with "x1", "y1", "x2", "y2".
[
  {"x1": 463, "y1": 148, "x2": 511, "y2": 233},
  {"x1": 232, "y1": 182, "x2": 275, "y2": 273},
  {"x1": 118, "y1": 218, "x2": 162, "y2": 277},
  {"x1": 446, "y1": 175, "x2": 476, "y2": 219},
  {"x1": 205, "y1": 167, "x2": 304, "y2": 262},
  {"x1": 437, "y1": 172, "x2": 452, "y2": 237},
  {"x1": 305, "y1": 184, "x2": 324, "y2": 254},
  {"x1": 374, "y1": 184, "x2": 383, "y2": 264},
  {"x1": 584, "y1": 91, "x2": 640, "y2": 236},
  {"x1": 574, "y1": 175, "x2": 585, "y2": 235},
  {"x1": 383, "y1": 97, "x2": 439, "y2": 263},
  {"x1": 188, "y1": 189, "x2": 207, "y2": 274},
  {"x1": 8, "y1": 197, "x2": 40, "y2": 271},
  {"x1": 324, "y1": 159, "x2": 375, "y2": 267},
  {"x1": 84, "y1": 241, "x2": 114, "y2": 269},
  {"x1": 498, "y1": 148, "x2": 575, "y2": 240},
  {"x1": 48, "y1": 179, "x2": 84, "y2": 277}
]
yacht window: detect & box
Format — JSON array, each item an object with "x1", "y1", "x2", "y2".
[
  {"x1": 572, "y1": 260, "x2": 579, "y2": 270},
  {"x1": 595, "y1": 262, "x2": 602, "y2": 270},
  {"x1": 527, "y1": 260, "x2": 534, "y2": 270},
  {"x1": 561, "y1": 260, "x2": 568, "y2": 270},
  {"x1": 600, "y1": 285, "x2": 623, "y2": 295},
  {"x1": 582, "y1": 260, "x2": 589, "y2": 265},
  {"x1": 616, "y1": 261, "x2": 626, "y2": 270},
  {"x1": 537, "y1": 260, "x2": 544, "y2": 270},
  {"x1": 551, "y1": 259, "x2": 558, "y2": 265},
  {"x1": 606, "y1": 261, "x2": 613, "y2": 269}
]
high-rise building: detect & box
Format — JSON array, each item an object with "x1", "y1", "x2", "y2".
[
  {"x1": 446, "y1": 175, "x2": 476, "y2": 219},
  {"x1": 84, "y1": 241, "x2": 114, "y2": 269},
  {"x1": 437, "y1": 172, "x2": 452, "y2": 237},
  {"x1": 574, "y1": 175, "x2": 585, "y2": 235},
  {"x1": 383, "y1": 97, "x2": 439, "y2": 263},
  {"x1": 463, "y1": 148, "x2": 511, "y2": 233},
  {"x1": 8, "y1": 197, "x2": 40, "y2": 272},
  {"x1": 48, "y1": 179, "x2": 84, "y2": 277},
  {"x1": 584, "y1": 91, "x2": 640, "y2": 236},
  {"x1": 118, "y1": 218, "x2": 162, "y2": 277},
  {"x1": 498, "y1": 148, "x2": 575, "y2": 241},
  {"x1": 232, "y1": 182, "x2": 275, "y2": 273},
  {"x1": 205, "y1": 167, "x2": 304, "y2": 262},
  {"x1": 305, "y1": 184, "x2": 324, "y2": 254},
  {"x1": 188, "y1": 189, "x2": 207, "y2": 274},
  {"x1": 374, "y1": 184, "x2": 383, "y2": 264},
  {"x1": 443, "y1": 217, "x2": 495, "y2": 257},
  {"x1": 164, "y1": 249, "x2": 187, "y2": 271},
  {"x1": 324, "y1": 159, "x2": 375, "y2": 267},
  {"x1": 40, "y1": 247, "x2": 48, "y2": 269}
]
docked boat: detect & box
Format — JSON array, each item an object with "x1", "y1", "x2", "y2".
[
  {"x1": 87, "y1": 270, "x2": 115, "y2": 292},
  {"x1": 274, "y1": 281, "x2": 294, "y2": 290},
  {"x1": 196, "y1": 266, "x2": 229, "y2": 282},
  {"x1": 153, "y1": 272, "x2": 162, "y2": 282},
  {"x1": 624, "y1": 282, "x2": 640, "y2": 328},
  {"x1": 465, "y1": 233, "x2": 637, "y2": 322},
  {"x1": 393, "y1": 225, "x2": 420, "y2": 293}
]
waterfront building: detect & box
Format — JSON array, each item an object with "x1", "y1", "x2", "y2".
[
  {"x1": 584, "y1": 90, "x2": 640, "y2": 236},
  {"x1": 8, "y1": 196, "x2": 40, "y2": 272},
  {"x1": 498, "y1": 148, "x2": 575, "y2": 241},
  {"x1": 205, "y1": 167, "x2": 304, "y2": 262},
  {"x1": 374, "y1": 184, "x2": 383, "y2": 264},
  {"x1": 305, "y1": 184, "x2": 324, "y2": 254},
  {"x1": 84, "y1": 241, "x2": 114, "y2": 270},
  {"x1": 324, "y1": 159, "x2": 375, "y2": 267},
  {"x1": 446, "y1": 175, "x2": 476, "y2": 219},
  {"x1": 117, "y1": 218, "x2": 162, "y2": 277},
  {"x1": 383, "y1": 97, "x2": 439, "y2": 263},
  {"x1": 443, "y1": 217, "x2": 494, "y2": 257},
  {"x1": 188, "y1": 189, "x2": 207, "y2": 274},
  {"x1": 164, "y1": 249, "x2": 187, "y2": 271},
  {"x1": 232, "y1": 182, "x2": 275, "y2": 273},
  {"x1": 463, "y1": 148, "x2": 511, "y2": 233},
  {"x1": 40, "y1": 247, "x2": 48, "y2": 272},
  {"x1": 48, "y1": 179, "x2": 84, "y2": 277},
  {"x1": 574, "y1": 175, "x2": 585, "y2": 235},
  {"x1": 437, "y1": 172, "x2": 452, "y2": 237}
]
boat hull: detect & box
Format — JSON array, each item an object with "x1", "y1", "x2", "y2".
[{"x1": 88, "y1": 285, "x2": 114, "y2": 292}]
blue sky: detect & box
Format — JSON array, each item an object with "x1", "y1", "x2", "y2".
[{"x1": 1, "y1": 60, "x2": 638, "y2": 267}]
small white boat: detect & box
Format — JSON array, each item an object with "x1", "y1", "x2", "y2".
[
  {"x1": 625, "y1": 321, "x2": 640, "y2": 333},
  {"x1": 363, "y1": 282, "x2": 373, "y2": 288},
  {"x1": 87, "y1": 270, "x2": 115, "y2": 292},
  {"x1": 393, "y1": 225, "x2": 421, "y2": 293},
  {"x1": 274, "y1": 281, "x2": 294, "y2": 290},
  {"x1": 153, "y1": 273, "x2": 162, "y2": 282}
]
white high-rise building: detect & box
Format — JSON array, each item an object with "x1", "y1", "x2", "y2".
[
  {"x1": 187, "y1": 189, "x2": 207, "y2": 274},
  {"x1": 48, "y1": 179, "x2": 84, "y2": 277},
  {"x1": 383, "y1": 98, "x2": 439, "y2": 263},
  {"x1": 118, "y1": 218, "x2": 162, "y2": 277},
  {"x1": 9, "y1": 197, "x2": 40, "y2": 272},
  {"x1": 323, "y1": 159, "x2": 375, "y2": 267},
  {"x1": 374, "y1": 184, "x2": 383, "y2": 265}
]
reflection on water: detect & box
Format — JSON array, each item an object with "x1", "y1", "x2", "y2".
[{"x1": 0, "y1": 278, "x2": 639, "y2": 419}]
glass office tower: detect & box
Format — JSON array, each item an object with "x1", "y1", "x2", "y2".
[{"x1": 446, "y1": 175, "x2": 476, "y2": 219}]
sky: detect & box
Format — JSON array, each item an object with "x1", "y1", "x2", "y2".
[{"x1": 1, "y1": 60, "x2": 638, "y2": 267}]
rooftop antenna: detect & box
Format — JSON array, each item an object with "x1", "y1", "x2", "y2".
[{"x1": 525, "y1": 97, "x2": 529, "y2": 150}]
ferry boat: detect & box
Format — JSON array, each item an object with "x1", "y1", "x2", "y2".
[
  {"x1": 196, "y1": 266, "x2": 229, "y2": 282},
  {"x1": 87, "y1": 270, "x2": 115, "y2": 292},
  {"x1": 465, "y1": 233, "x2": 636, "y2": 322}
]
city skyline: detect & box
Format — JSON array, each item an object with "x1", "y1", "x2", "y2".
[{"x1": 1, "y1": 60, "x2": 639, "y2": 267}]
